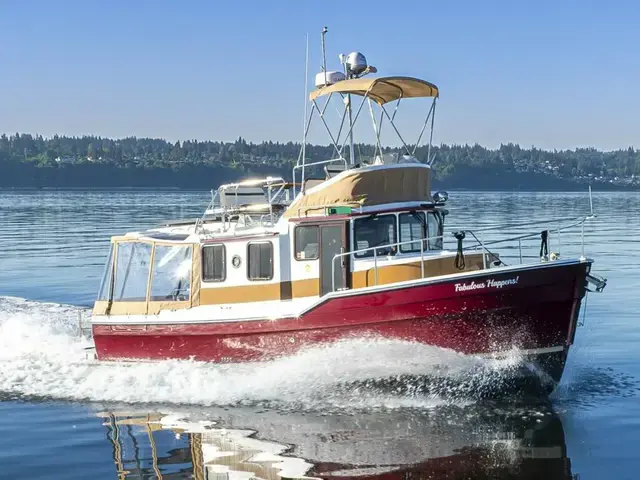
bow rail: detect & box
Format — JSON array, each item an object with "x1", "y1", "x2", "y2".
[{"x1": 331, "y1": 215, "x2": 596, "y2": 293}]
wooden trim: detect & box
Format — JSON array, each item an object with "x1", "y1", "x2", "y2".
[
  {"x1": 200, "y1": 282, "x2": 283, "y2": 304},
  {"x1": 191, "y1": 242, "x2": 201, "y2": 307},
  {"x1": 199, "y1": 277, "x2": 321, "y2": 305},
  {"x1": 148, "y1": 300, "x2": 191, "y2": 315},
  {"x1": 291, "y1": 278, "x2": 320, "y2": 298},
  {"x1": 108, "y1": 301, "x2": 149, "y2": 316},
  {"x1": 93, "y1": 300, "x2": 109, "y2": 316}
]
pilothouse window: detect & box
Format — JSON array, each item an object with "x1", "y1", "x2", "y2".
[
  {"x1": 399, "y1": 213, "x2": 426, "y2": 253},
  {"x1": 113, "y1": 242, "x2": 152, "y2": 302},
  {"x1": 202, "y1": 244, "x2": 226, "y2": 282},
  {"x1": 427, "y1": 212, "x2": 443, "y2": 250},
  {"x1": 354, "y1": 215, "x2": 397, "y2": 258},
  {"x1": 150, "y1": 245, "x2": 192, "y2": 301}
]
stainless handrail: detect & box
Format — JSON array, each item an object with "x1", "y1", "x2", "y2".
[
  {"x1": 331, "y1": 233, "x2": 446, "y2": 292},
  {"x1": 195, "y1": 178, "x2": 295, "y2": 233},
  {"x1": 458, "y1": 216, "x2": 590, "y2": 257},
  {"x1": 330, "y1": 215, "x2": 592, "y2": 293}
]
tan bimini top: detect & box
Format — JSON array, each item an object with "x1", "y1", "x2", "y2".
[
  {"x1": 309, "y1": 76, "x2": 439, "y2": 105},
  {"x1": 284, "y1": 163, "x2": 433, "y2": 218}
]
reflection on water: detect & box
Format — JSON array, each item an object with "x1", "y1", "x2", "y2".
[{"x1": 99, "y1": 403, "x2": 575, "y2": 480}]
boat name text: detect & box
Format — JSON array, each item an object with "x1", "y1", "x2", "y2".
[{"x1": 454, "y1": 276, "x2": 520, "y2": 292}]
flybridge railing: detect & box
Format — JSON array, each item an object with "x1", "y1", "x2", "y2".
[
  {"x1": 330, "y1": 215, "x2": 595, "y2": 293},
  {"x1": 292, "y1": 157, "x2": 348, "y2": 196}
]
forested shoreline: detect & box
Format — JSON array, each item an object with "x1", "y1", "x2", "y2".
[{"x1": 1, "y1": 133, "x2": 638, "y2": 190}]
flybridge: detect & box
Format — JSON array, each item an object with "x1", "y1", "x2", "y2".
[{"x1": 294, "y1": 27, "x2": 439, "y2": 197}]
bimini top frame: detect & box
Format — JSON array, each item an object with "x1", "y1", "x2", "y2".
[{"x1": 294, "y1": 75, "x2": 439, "y2": 197}]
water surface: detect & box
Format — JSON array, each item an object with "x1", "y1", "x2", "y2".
[{"x1": 0, "y1": 189, "x2": 638, "y2": 479}]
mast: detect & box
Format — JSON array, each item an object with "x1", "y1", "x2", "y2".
[
  {"x1": 321, "y1": 27, "x2": 328, "y2": 85},
  {"x1": 346, "y1": 77, "x2": 355, "y2": 166},
  {"x1": 301, "y1": 33, "x2": 309, "y2": 195},
  {"x1": 324, "y1": 28, "x2": 354, "y2": 166},
  {"x1": 338, "y1": 52, "x2": 356, "y2": 166}
]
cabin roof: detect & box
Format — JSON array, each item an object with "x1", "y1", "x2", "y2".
[{"x1": 111, "y1": 219, "x2": 282, "y2": 244}]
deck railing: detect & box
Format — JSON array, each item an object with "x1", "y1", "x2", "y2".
[
  {"x1": 331, "y1": 215, "x2": 593, "y2": 293},
  {"x1": 195, "y1": 177, "x2": 292, "y2": 232},
  {"x1": 292, "y1": 157, "x2": 348, "y2": 196}
]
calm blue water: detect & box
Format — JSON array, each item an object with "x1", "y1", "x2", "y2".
[{"x1": 0, "y1": 189, "x2": 638, "y2": 479}]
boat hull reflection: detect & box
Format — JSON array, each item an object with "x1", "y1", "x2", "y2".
[{"x1": 99, "y1": 401, "x2": 575, "y2": 479}]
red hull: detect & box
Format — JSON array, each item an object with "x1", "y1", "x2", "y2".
[{"x1": 93, "y1": 261, "x2": 590, "y2": 374}]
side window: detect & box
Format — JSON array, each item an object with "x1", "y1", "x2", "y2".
[
  {"x1": 353, "y1": 215, "x2": 397, "y2": 258},
  {"x1": 202, "y1": 244, "x2": 226, "y2": 282},
  {"x1": 294, "y1": 226, "x2": 319, "y2": 260},
  {"x1": 399, "y1": 212, "x2": 426, "y2": 253},
  {"x1": 247, "y1": 242, "x2": 273, "y2": 280},
  {"x1": 150, "y1": 245, "x2": 192, "y2": 301},
  {"x1": 113, "y1": 242, "x2": 152, "y2": 302},
  {"x1": 427, "y1": 212, "x2": 443, "y2": 250}
]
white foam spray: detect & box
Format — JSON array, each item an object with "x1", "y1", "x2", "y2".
[{"x1": 0, "y1": 296, "x2": 528, "y2": 409}]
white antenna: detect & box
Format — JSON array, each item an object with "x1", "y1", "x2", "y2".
[
  {"x1": 588, "y1": 184, "x2": 595, "y2": 217},
  {"x1": 321, "y1": 26, "x2": 328, "y2": 85},
  {"x1": 301, "y1": 33, "x2": 309, "y2": 195}
]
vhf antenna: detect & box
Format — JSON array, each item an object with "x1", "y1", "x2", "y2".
[{"x1": 321, "y1": 26, "x2": 328, "y2": 85}]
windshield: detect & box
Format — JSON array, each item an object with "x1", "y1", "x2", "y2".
[{"x1": 97, "y1": 241, "x2": 192, "y2": 304}]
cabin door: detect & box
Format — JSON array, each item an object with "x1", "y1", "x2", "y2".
[{"x1": 319, "y1": 223, "x2": 349, "y2": 296}]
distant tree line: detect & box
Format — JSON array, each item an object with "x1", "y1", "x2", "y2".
[{"x1": 1, "y1": 133, "x2": 638, "y2": 190}]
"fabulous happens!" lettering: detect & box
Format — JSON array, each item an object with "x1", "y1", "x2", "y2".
[{"x1": 454, "y1": 276, "x2": 520, "y2": 292}]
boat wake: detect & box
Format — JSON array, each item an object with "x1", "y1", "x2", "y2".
[{"x1": 0, "y1": 296, "x2": 553, "y2": 409}]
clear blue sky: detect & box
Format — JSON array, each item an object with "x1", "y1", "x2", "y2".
[{"x1": 1, "y1": 0, "x2": 639, "y2": 150}]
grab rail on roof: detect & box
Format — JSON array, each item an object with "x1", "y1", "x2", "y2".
[{"x1": 195, "y1": 177, "x2": 293, "y2": 233}]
